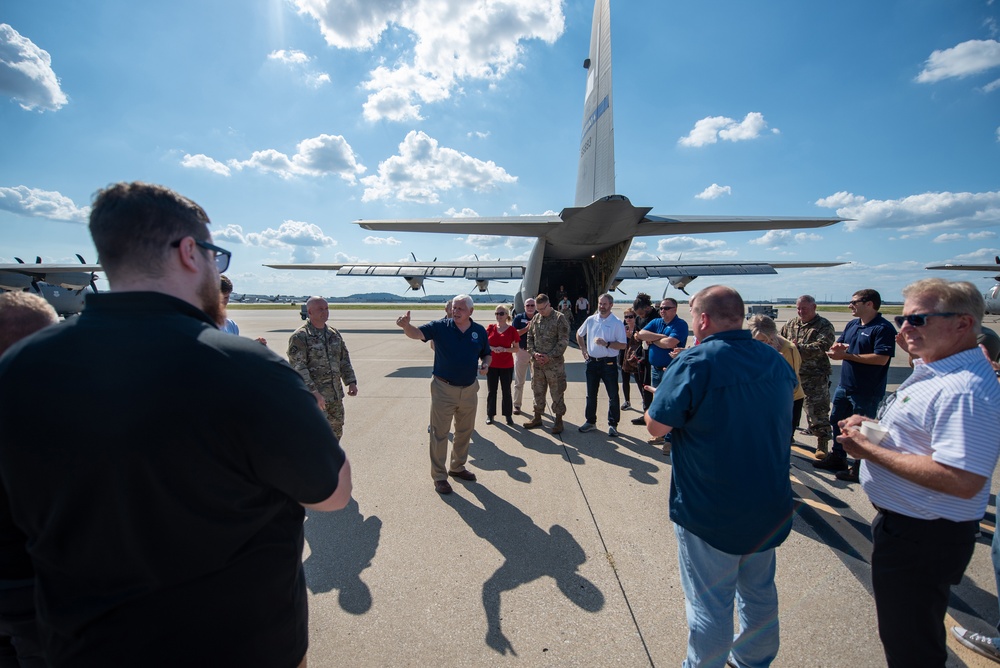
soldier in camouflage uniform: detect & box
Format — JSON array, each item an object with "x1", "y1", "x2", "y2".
[
  {"x1": 287, "y1": 296, "x2": 358, "y2": 440},
  {"x1": 780, "y1": 295, "x2": 835, "y2": 458},
  {"x1": 523, "y1": 293, "x2": 570, "y2": 434}
]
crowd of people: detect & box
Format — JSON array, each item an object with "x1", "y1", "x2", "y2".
[{"x1": 2, "y1": 181, "x2": 1000, "y2": 667}]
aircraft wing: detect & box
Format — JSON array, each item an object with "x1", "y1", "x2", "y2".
[
  {"x1": 0, "y1": 263, "x2": 103, "y2": 292},
  {"x1": 634, "y1": 215, "x2": 844, "y2": 236},
  {"x1": 265, "y1": 261, "x2": 525, "y2": 280},
  {"x1": 616, "y1": 260, "x2": 844, "y2": 280},
  {"x1": 926, "y1": 259, "x2": 1000, "y2": 272},
  {"x1": 0, "y1": 263, "x2": 103, "y2": 273}
]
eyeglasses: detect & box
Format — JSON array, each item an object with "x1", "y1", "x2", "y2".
[
  {"x1": 893, "y1": 312, "x2": 960, "y2": 327},
  {"x1": 659, "y1": 306, "x2": 676, "y2": 311},
  {"x1": 171, "y1": 238, "x2": 231, "y2": 272},
  {"x1": 848, "y1": 299, "x2": 869, "y2": 306},
  {"x1": 624, "y1": 315, "x2": 635, "y2": 319},
  {"x1": 495, "y1": 311, "x2": 507, "y2": 316}
]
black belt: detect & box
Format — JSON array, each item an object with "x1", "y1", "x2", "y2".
[
  {"x1": 588, "y1": 357, "x2": 617, "y2": 363},
  {"x1": 434, "y1": 375, "x2": 474, "y2": 388}
]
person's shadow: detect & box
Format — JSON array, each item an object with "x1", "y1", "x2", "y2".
[
  {"x1": 446, "y1": 485, "x2": 604, "y2": 655},
  {"x1": 303, "y1": 499, "x2": 382, "y2": 615}
]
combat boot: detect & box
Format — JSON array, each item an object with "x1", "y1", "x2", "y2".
[
  {"x1": 523, "y1": 412, "x2": 543, "y2": 429},
  {"x1": 815, "y1": 436, "x2": 830, "y2": 460},
  {"x1": 550, "y1": 416, "x2": 564, "y2": 434}
]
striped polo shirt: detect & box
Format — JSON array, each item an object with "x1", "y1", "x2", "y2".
[{"x1": 860, "y1": 347, "x2": 1000, "y2": 521}]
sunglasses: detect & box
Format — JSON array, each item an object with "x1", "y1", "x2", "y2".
[
  {"x1": 894, "y1": 312, "x2": 959, "y2": 327},
  {"x1": 659, "y1": 306, "x2": 676, "y2": 311},
  {"x1": 495, "y1": 311, "x2": 507, "y2": 316},
  {"x1": 624, "y1": 315, "x2": 635, "y2": 319},
  {"x1": 848, "y1": 299, "x2": 869, "y2": 306}
]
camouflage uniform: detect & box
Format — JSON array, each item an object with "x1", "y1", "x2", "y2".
[
  {"x1": 287, "y1": 322, "x2": 357, "y2": 440},
  {"x1": 781, "y1": 315, "x2": 835, "y2": 444},
  {"x1": 527, "y1": 310, "x2": 570, "y2": 417}
]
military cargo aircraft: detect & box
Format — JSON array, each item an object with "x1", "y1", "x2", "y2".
[
  {"x1": 927, "y1": 256, "x2": 1000, "y2": 315},
  {"x1": 266, "y1": 0, "x2": 846, "y2": 311},
  {"x1": 0, "y1": 256, "x2": 102, "y2": 317}
]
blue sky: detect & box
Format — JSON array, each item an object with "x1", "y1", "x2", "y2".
[{"x1": 2, "y1": 0, "x2": 999, "y2": 303}]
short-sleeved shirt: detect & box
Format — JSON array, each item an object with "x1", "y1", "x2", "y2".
[
  {"x1": 0, "y1": 291, "x2": 345, "y2": 667},
  {"x1": 512, "y1": 312, "x2": 531, "y2": 348},
  {"x1": 648, "y1": 329, "x2": 796, "y2": 554},
  {"x1": 642, "y1": 316, "x2": 689, "y2": 368},
  {"x1": 862, "y1": 347, "x2": 1000, "y2": 521},
  {"x1": 419, "y1": 318, "x2": 490, "y2": 386},
  {"x1": 486, "y1": 323, "x2": 519, "y2": 369},
  {"x1": 576, "y1": 313, "x2": 627, "y2": 359},
  {"x1": 837, "y1": 315, "x2": 897, "y2": 396}
]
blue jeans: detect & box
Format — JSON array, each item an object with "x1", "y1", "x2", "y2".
[
  {"x1": 829, "y1": 386, "x2": 882, "y2": 456},
  {"x1": 650, "y1": 364, "x2": 665, "y2": 389},
  {"x1": 675, "y1": 524, "x2": 780, "y2": 668},
  {"x1": 585, "y1": 357, "x2": 620, "y2": 426}
]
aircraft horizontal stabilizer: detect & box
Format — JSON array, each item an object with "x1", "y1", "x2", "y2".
[
  {"x1": 357, "y1": 216, "x2": 563, "y2": 237},
  {"x1": 635, "y1": 216, "x2": 845, "y2": 237}
]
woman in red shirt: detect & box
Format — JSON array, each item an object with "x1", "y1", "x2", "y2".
[{"x1": 486, "y1": 305, "x2": 520, "y2": 425}]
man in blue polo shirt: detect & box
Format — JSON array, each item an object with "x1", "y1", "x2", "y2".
[
  {"x1": 814, "y1": 288, "x2": 896, "y2": 481},
  {"x1": 397, "y1": 295, "x2": 491, "y2": 495},
  {"x1": 646, "y1": 285, "x2": 796, "y2": 668},
  {"x1": 637, "y1": 297, "x2": 688, "y2": 446}
]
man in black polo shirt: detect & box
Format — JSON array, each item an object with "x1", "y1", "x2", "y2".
[
  {"x1": 397, "y1": 294, "x2": 491, "y2": 495},
  {"x1": 0, "y1": 182, "x2": 352, "y2": 667}
]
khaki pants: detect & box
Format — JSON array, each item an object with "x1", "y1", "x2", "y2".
[
  {"x1": 513, "y1": 347, "x2": 531, "y2": 407},
  {"x1": 429, "y1": 376, "x2": 479, "y2": 481}
]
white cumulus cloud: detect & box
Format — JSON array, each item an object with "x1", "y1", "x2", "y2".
[
  {"x1": 0, "y1": 185, "x2": 88, "y2": 222},
  {"x1": 245, "y1": 220, "x2": 337, "y2": 250},
  {"x1": 678, "y1": 112, "x2": 774, "y2": 147},
  {"x1": 915, "y1": 39, "x2": 1000, "y2": 83},
  {"x1": 267, "y1": 49, "x2": 331, "y2": 88},
  {"x1": 227, "y1": 134, "x2": 367, "y2": 181},
  {"x1": 654, "y1": 236, "x2": 735, "y2": 257},
  {"x1": 363, "y1": 235, "x2": 402, "y2": 245},
  {"x1": 360, "y1": 130, "x2": 516, "y2": 203},
  {"x1": 181, "y1": 153, "x2": 231, "y2": 176},
  {"x1": 0, "y1": 24, "x2": 67, "y2": 111},
  {"x1": 292, "y1": 0, "x2": 565, "y2": 121},
  {"x1": 816, "y1": 190, "x2": 1000, "y2": 234},
  {"x1": 695, "y1": 183, "x2": 731, "y2": 200}
]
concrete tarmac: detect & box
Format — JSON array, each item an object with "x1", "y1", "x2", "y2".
[{"x1": 232, "y1": 306, "x2": 1000, "y2": 668}]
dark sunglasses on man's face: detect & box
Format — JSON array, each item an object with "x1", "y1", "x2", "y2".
[{"x1": 894, "y1": 312, "x2": 959, "y2": 327}]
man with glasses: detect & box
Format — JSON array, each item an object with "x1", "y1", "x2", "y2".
[
  {"x1": 511, "y1": 297, "x2": 537, "y2": 415},
  {"x1": 288, "y1": 296, "x2": 359, "y2": 440},
  {"x1": 0, "y1": 182, "x2": 353, "y2": 667},
  {"x1": 814, "y1": 289, "x2": 896, "y2": 481},
  {"x1": 837, "y1": 279, "x2": 1000, "y2": 667},
  {"x1": 576, "y1": 293, "x2": 628, "y2": 436},
  {"x1": 637, "y1": 298, "x2": 689, "y2": 446},
  {"x1": 781, "y1": 295, "x2": 836, "y2": 458}
]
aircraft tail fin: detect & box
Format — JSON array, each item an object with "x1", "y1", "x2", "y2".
[{"x1": 574, "y1": 0, "x2": 615, "y2": 207}]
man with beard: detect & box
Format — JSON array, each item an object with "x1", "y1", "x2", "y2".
[{"x1": 0, "y1": 182, "x2": 352, "y2": 667}]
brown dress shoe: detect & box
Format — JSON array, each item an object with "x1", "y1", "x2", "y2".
[
  {"x1": 448, "y1": 469, "x2": 477, "y2": 482},
  {"x1": 434, "y1": 480, "x2": 453, "y2": 495}
]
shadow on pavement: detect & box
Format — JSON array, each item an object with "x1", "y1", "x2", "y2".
[{"x1": 304, "y1": 499, "x2": 382, "y2": 615}]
